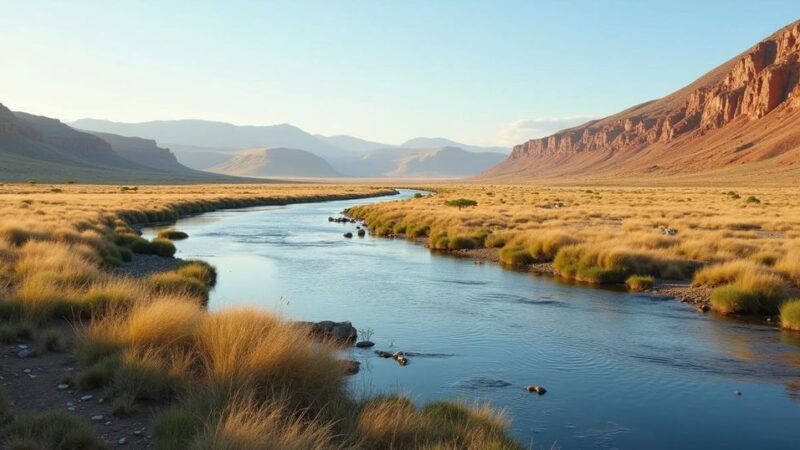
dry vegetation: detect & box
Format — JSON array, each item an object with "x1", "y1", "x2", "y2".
[
  {"x1": 347, "y1": 185, "x2": 800, "y2": 321},
  {"x1": 0, "y1": 183, "x2": 520, "y2": 449}
]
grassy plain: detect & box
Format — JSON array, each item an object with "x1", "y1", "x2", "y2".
[
  {"x1": 347, "y1": 184, "x2": 800, "y2": 321},
  {"x1": 0, "y1": 183, "x2": 520, "y2": 449}
]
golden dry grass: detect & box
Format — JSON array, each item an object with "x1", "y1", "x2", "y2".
[
  {"x1": 348, "y1": 184, "x2": 800, "y2": 314},
  {"x1": 0, "y1": 182, "x2": 518, "y2": 448}
]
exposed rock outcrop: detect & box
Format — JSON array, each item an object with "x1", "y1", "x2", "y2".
[{"x1": 483, "y1": 20, "x2": 800, "y2": 181}]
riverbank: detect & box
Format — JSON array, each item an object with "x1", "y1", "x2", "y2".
[
  {"x1": 0, "y1": 184, "x2": 521, "y2": 449},
  {"x1": 345, "y1": 185, "x2": 800, "y2": 323}
]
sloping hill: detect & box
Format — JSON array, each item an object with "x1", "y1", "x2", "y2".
[
  {"x1": 208, "y1": 147, "x2": 341, "y2": 178},
  {"x1": 70, "y1": 119, "x2": 356, "y2": 160},
  {"x1": 89, "y1": 132, "x2": 187, "y2": 172},
  {"x1": 0, "y1": 103, "x2": 245, "y2": 183},
  {"x1": 347, "y1": 146, "x2": 505, "y2": 178},
  {"x1": 482, "y1": 20, "x2": 800, "y2": 182}
]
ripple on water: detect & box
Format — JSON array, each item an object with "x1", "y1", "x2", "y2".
[{"x1": 454, "y1": 376, "x2": 513, "y2": 391}]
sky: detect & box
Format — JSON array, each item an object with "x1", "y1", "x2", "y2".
[{"x1": 2, "y1": 1, "x2": 799, "y2": 147}]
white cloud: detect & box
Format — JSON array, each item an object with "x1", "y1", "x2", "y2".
[{"x1": 497, "y1": 116, "x2": 595, "y2": 146}]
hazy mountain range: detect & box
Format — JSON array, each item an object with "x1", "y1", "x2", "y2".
[{"x1": 69, "y1": 118, "x2": 509, "y2": 178}]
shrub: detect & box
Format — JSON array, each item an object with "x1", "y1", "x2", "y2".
[
  {"x1": 3, "y1": 412, "x2": 104, "y2": 450},
  {"x1": 448, "y1": 235, "x2": 479, "y2": 250},
  {"x1": 745, "y1": 196, "x2": 761, "y2": 204},
  {"x1": 176, "y1": 260, "x2": 218, "y2": 287},
  {"x1": 484, "y1": 234, "x2": 507, "y2": 248},
  {"x1": 626, "y1": 275, "x2": 654, "y2": 291},
  {"x1": 444, "y1": 198, "x2": 478, "y2": 210},
  {"x1": 129, "y1": 237, "x2": 154, "y2": 254},
  {"x1": 776, "y1": 248, "x2": 800, "y2": 287},
  {"x1": 78, "y1": 355, "x2": 120, "y2": 389},
  {"x1": 413, "y1": 193, "x2": 424, "y2": 199},
  {"x1": 711, "y1": 272, "x2": 787, "y2": 314},
  {"x1": 150, "y1": 238, "x2": 177, "y2": 257},
  {"x1": 158, "y1": 229, "x2": 189, "y2": 240},
  {"x1": 147, "y1": 273, "x2": 209, "y2": 305},
  {"x1": 43, "y1": 329, "x2": 63, "y2": 352},
  {"x1": 692, "y1": 260, "x2": 764, "y2": 287},
  {"x1": 780, "y1": 300, "x2": 800, "y2": 331},
  {"x1": 406, "y1": 224, "x2": 430, "y2": 239},
  {"x1": 499, "y1": 245, "x2": 533, "y2": 266},
  {"x1": 526, "y1": 231, "x2": 577, "y2": 262}
]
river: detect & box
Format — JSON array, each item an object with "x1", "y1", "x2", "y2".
[{"x1": 143, "y1": 189, "x2": 800, "y2": 449}]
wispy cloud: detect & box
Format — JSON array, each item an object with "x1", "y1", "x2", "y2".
[{"x1": 497, "y1": 116, "x2": 595, "y2": 146}]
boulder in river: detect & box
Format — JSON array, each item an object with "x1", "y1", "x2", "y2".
[
  {"x1": 356, "y1": 340, "x2": 375, "y2": 348},
  {"x1": 392, "y1": 351, "x2": 408, "y2": 366},
  {"x1": 343, "y1": 232, "x2": 353, "y2": 238},
  {"x1": 298, "y1": 320, "x2": 357, "y2": 344},
  {"x1": 375, "y1": 350, "x2": 392, "y2": 358},
  {"x1": 357, "y1": 229, "x2": 366, "y2": 237},
  {"x1": 525, "y1": 385, "x2": 547, "y2": 395},
  {"x1": 328, "y1": 217, "x2": 335, "y2": 222}
]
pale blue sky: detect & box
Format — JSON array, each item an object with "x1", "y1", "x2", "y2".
[{"x1": 2, "y1": 1, "x2": 798, "y2": 146}]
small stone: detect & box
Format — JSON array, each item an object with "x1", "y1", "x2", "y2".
[
  {"x1": 67, "y1": 406, "x2": 76, "y2": 411},
  {"x1": 133, "y1": 431, "x2": 142, "y2": 436},
  {"x1": 118, "y1": 437, "x2": 127, "y2": 445},
  {"x1": 98, "y1": 397, "x2": 105, "y2": 404},
  {"x1": 57, "y1": 384, "x2": 69, "y2": 390},
  {"x1": 375, "y1": 350, "x2": 392, "y2": 358},
  {"x1": 17, "y1": 349, "x2": 30, "y2": 358},
  {"x1": 735, "y1": 390, "x2": 742, "y2": 396},
  {"x1": 23, "y1": 369, "x2": 31, "y2": 374},
  {"x1": 355, "y1": 340, "x2": 375, "y2": 348},
  {"x1": 17, "y1": 344, "x2": 28, "y2": 350},
  {"x1": 525, "y1": 385, "x2": 547, "y2": 395},
  {"x1": 81, "y1": 395, "x2": 93, "y2": 401},
  {"x1": 91, "y1": 415, "x2": 104, "y2": 422},
  {"x1": 67, "y1": 402, "x2": 74, "y2": 406},
  {"x1": 104, "y1": 421, "x2": 111, "y2": 425},
  {"x1": 343, "y1": 232, "x2": 353, "y2": 238}
]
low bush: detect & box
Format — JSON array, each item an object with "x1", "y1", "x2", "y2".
[
  {"x1": 626, "y1": 275, "x2": 654, "y2": 291},
  {"x1": 3, "y1": 411, "x2": 104, "y2": 450},
  {"x1": 176, "y1": 260, "x2": 218, "y2": 287},
  {"x1": 43, "y1": 329, "x2": 63, "y2": 352},
  {"x1": 484, "y1": 233, "x2": 507, "y2": 248},
  {"x1": 78, "y1": 355, "x2": 120, "y2": 389},
  {"x1": 150, "y1": 238, "x2": 177, "y2": 257},
  {"x1": 157, "y1": 229, "x2": 189, "y2": 240},
  {"x1": 444, "y1": 198, "x2": 478, "y2": 210},
  {"x1": 710, "y1": 272, "x2": 787, "y2": 314},
  {"x1": 499, "y1": 245, "x2": 533, "y2": 266},
  {"x1": 780, "y1": 300, "x2": 800, "y2": 331},
  {"x1": 146, "y1": 273, "x2": 209, "y2": 305},
  {"x1": 776, "y1": 247, "x2": 800, "y2": 287}
]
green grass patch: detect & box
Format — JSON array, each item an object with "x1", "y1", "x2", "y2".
[
  {"x1": 499, "y1": 245, "x2": 534, "y2": 266},
  {"x1": 175, "y1": 260, "x2": 217, "y2": 287},
  {"x1": 157, "y1": 229, "x2": 189, "y2": 240},
  {"x1": 626, "y1": 275, "x2": 654, "y2": 291},
  {"x1": 780, "y1": 300, "x2": 800, "y2": 331},
  {"x1": 3, "y1": 411, "x2": 104, "y2": 450}
]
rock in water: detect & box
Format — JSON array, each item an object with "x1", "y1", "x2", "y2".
[
  {"x1": 525, "y1": 385, "x2": 547, "y2": 395},
  {"x1": 375, "y1": 350, "x2": 392, "y2": 358},
  {"x1": 301, "y1": 320, "x2": 357, "y2": 344},
  {"x1": 355, "y1": 340, "x2": 375, "y2": 348},
  {"x1": 343, "y1": 232, "x2": 353, "y2": 238},
  {"x1": 357, "y1": 229, "x2": 366, "y2": 237}
]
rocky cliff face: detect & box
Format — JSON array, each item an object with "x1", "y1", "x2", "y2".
[
  {"x1": 89, "y1": 131, "x2": 189, "y2": 172},
  {"x1": 484, "y1": 20, "x2": 800, "y2": 181}
]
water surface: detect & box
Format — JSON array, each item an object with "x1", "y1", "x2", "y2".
[{"x1": 144, "y1": 190, "x2": 800, "y2": 449}]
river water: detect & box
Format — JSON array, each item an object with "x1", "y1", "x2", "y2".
[{"x1": 143, "y1": 189, "x2": 800, "y2": 449}]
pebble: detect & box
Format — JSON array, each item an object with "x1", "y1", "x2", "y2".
[
  {"x1": 91, "y1": 415, "x2": 104, "y2": 422},
  {"x1": 133, "y1": 431, "x2": 142, "y2": 436},
  {"x1": 57, "y1": 384, "x2": 70, "y2": 390},
  {"x1": 17, "y1": 349, "x2": 31, "y2": 358},
  {"x1": 23, "y1": 369, "x2": 31, "y2": 374},
  {"x1": 735, "y1": 390, "x2": 742, "y2": 396},
  {"x1": 17, "y1": 344, "x2": 28, "y2": 350},
  {"x1": 81, "y1": 395, "x2": 93, "y2": 401},
  {"x1": 67, "y1": 406, "x2": 76, "y2": 411},
  {"x1": 355, "y1": 340, "x2": 375, "y2": 348},
  {"x1": 118, "y1": 437, "x2": 127, "y2": 445}
]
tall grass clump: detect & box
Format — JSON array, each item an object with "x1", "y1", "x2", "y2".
[
  {"x1": 2, "y1": 411, "x2": 104, "y2": 449},
  {"x1": 776, "y1": 247, "x2": 800, "y2": 287},
  {"x1": 176, "y1": 260, "x2": 218, "y2": 287},
  {"x1": 710, "y1": 271, "x2": 787, "y2": 314},
  {"x1": 626, "y1": 275, "x2": 654, "y2": 291},
  {"x1": 779, "y1": 300, "x2": 800, "y2": 331},
  {"x1": 692, "y1": 260, "x2": 765, "y2": 287},
  {"x1": 157, "y1": 229, "x2": 189, "y2": 240},
  {"x1": 499, "y1": 245, "x2": 533, "y2": 266}
]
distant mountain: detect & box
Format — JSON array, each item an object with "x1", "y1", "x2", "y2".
[
  {"x1": 162, "y1": 144, "x2": 239, "y2": 170},
  {"x1": 89, "y1": 132, "x2": 187, "y2": 172},
  {"x1": 314, "y1": 135, "x2": 391, "y2": 153},
  {"x1": 0, "y1": 103, "x2": 244, "y2": 183},
  {"x1": 483, "y1": 20, "x2": 800, "y2": 182},
  {"x1": 400, "y1": 137, "x2": 509, "y2": 154},
  {"x1": 209, "y1": 148, "x2": 341, "y2": 178},
  {"x1": 345, "y1": 146, "x2": 506, "y2": 178},
  {"x1": 70, "y1": 119, "x2": 357, "y2": 160}
]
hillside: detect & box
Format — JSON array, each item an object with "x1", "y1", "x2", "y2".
[
  {"x1": 0, "y1": 103, "x2": 245, "y2": 183},
  {"x1": 208, "y1": 147, "x2": 341, "y2": 178},
  {"x1": 346, "y1": 146, "x2": 506, "y2": 177},
  {"x1": 69, "y1": 119, "x2": 356, "y2": 160},
  {"x1": 88, "y1": 131, "x2": 188, "y2": 171},
  {"x1": 482, "y1": 20, "x2": 800, "y2": 183}
]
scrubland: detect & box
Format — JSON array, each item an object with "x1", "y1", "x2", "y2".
[
  {"x1": 347, "y1": 185, "x2": 800, "y2": 324},
  {"x1": 0, "y1": 183, "x2": 520, "y2": 449}
]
